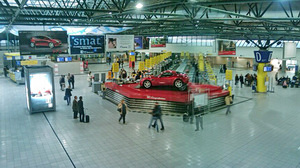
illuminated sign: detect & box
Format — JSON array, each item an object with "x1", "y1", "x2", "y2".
[{"x1": 69, "y1": 35, "x2": 104, "y2": 54}]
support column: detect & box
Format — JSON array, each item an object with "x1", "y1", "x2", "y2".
[
  {"x1": 257, "y1": 63, "x2": 267, "y2": 92},
  {"x1": 282, "y1": 60, "x2": 286, "y2": 72}
]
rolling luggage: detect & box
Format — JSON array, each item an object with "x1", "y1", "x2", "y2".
[
  {"x1": 85, "y1": 115, "x2": 90, "y2": 123},
  {"x1": 183, "y1": 113, "x2": 189, "y2": 122}
]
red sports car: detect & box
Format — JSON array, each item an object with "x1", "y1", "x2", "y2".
[
  {"x1": 30, "y1": 36, "x2": 62, "y2": 48},
  {"x1": 140, "y1": 70, "x2": 189, "y2": 90}
]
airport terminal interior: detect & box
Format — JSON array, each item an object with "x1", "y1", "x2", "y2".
[{"x1": 1, "y1": 0, "x2": 300, "y2": 168}]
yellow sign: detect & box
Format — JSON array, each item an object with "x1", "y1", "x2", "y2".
[
  {"x1": 180, "y1": 52, "x2": 184, "y2": 59},
  {"x1": 138, "y1": 62, "x2": 145, "y2": 71},
  {"x1": 198, "y1": 54, "x2": 204, "y2": 71},
  {"x1": 225, "y1": 70, "x2": 233, "y2": 80},
  {"x1": 145, "y1": 59, "x2": 150, "y2": 68},
  {"x1": 130, "y1": 55, "x2": 135, "y2": 62},
  {"x1": 150, "y1": 57, "x2": 154, "y2": 67},
  {"x1": 21, "y1": 60, "x2": 38, "y2": 65},
  {"x1": 112, "y1": 63, "x2": 119, "y2": 73},
  {"x1": 186, "y1": 52, "x2": 190, "y2": 60}
]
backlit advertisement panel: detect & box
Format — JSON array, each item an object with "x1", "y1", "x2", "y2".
[
  {"x1": 19, "y1": 31, "x2": 68, "y2": 55},
  {"x1": 134, "y1": 36, "x2": 143, "y2": 49},
  {"x1": 150, "y1": 37, "x2": 167, "y2": 48},
  {"x1": 218, "y1": 40, "x2": 236, "y2": 55},
  {"x1": 69, "y1": 35, "x2": 104, "y2": 54},
  {"x1": 106, "y1": 35, "x2": 134, "y2": 51},
  {"x1": 25, "y1": 66, "x2": 56, "y2": 113}
]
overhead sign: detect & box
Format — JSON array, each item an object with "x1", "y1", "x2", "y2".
[
  {"x1": 69, "y1": 35, "x2": 104, "y2": 54},
  {"x1": 218, "y1": 40, "x2": 236, "y2": 55},
  {"x1": 19, "y1": 31, "x2": 68, "y2": 55},
  {"x1": 254, "y1": 51, "x2": 272, "y2": 63},
  {"x1": 106, "y1": 35, "x2": 134, "y2": 51}
]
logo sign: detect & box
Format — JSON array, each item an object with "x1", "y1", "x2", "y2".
[
  {"x1": 69, "y1": 35, "x2": 104, "y2": 54},
  {"x1": 254, "y1": 51, "x2": 273, "y2": 63}
]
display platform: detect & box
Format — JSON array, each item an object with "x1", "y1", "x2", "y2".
[{"x1": 104, "y1": 82, "x2": 229, "y2": 113}]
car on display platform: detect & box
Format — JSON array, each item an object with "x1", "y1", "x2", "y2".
[
  {"x1": 30, "y1": 36, "x2": 62, "y2": 48},
  {"x1": 140, "y1": 70, "x2": 189, "y2": 90}
]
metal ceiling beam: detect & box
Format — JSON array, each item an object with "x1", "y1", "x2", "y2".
[
  {"x1": 7, "y1": 0, "x2": 28, "y2": 28},
  {"x1": 4, "y1": 6, "x2": 119, "y2": 13},
  {"x1": 193, "y1": 5, "x2": 297, "y2": 30}
]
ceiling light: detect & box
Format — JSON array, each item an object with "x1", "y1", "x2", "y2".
[
  {"x1": 136, "y1": 3, "x2": 143, "y2": 9},
  {"x1": 109, "y1": 12, "x2": 112, "y2": 14}
]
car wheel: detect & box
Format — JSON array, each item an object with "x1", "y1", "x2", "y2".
[
  {"x1": 178, "y1": 84, "x2": 187, "y2": 91},
  {"x1": 143, "y1": 80, "x2": 152, "y2": 89},
  {"x1": 174, "y1": 79, "x2": 183, "y2": 89},
  {"x1": 49, "y1": 42, "x2": 54, "y2": 48},
  {"x1": 30, "y1": 42, "x2": 35, "y2": 48}
]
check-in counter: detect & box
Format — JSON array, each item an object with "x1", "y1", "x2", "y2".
[{"x1": 8, "y1": 69, "x2": 25, "y2": 84}]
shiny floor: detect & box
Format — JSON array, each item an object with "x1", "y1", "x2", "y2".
[{"x1": 1, "y1": 65, "x2": 300, "y2": 168}]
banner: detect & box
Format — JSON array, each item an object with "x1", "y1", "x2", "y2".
[
  {"x1": 151, "y1": 37, "x2": 167, "y2": 48},
  {"x1": 69, "y1": 35, "x2": 104, "y2": 54},
  {"x1": 134, "y1": 36, "x2": 143, "y2": 49},
  {"x1": 145, "y1": 59, "x2": 150, "y2": 68},
  {"x1": 106, "y1": 35, "x2": 134, "y2": 51},
  {"x1": 19, "y1": 31, "x2": 68, "y2": 55},
  {"x1": 218, "y1": 40, "x2": 236, "y2": 55}
]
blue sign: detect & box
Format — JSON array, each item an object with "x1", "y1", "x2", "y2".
[
  {"x1": 254, "y1": 51, "x2": 272, "y2": 63},
  {"x1": 70, "y1": 35, "x2": 104, "y2": 54}
]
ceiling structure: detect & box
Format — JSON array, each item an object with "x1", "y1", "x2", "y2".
[{"x1": 1, "y1": 0, "x2": 300, "y2": 44}]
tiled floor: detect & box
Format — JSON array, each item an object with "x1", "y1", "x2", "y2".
[{"x1": 1, "y1": 65, "x2": 300, "y2": 168}]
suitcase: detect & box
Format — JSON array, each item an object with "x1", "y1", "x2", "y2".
[
  {"x1": 85, "y1": 115, "x2": 90, "y2": 123},
  {"x1": 183, "y1": 113, "x2": 189, "y2": 122}
]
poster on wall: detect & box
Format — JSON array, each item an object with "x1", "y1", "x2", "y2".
[
  {"x1": 217, "y1": 40, "x2": 236, "y2": 55},
  {"x1": 134, "y1": 36, "x2": 143, "y2": 49},
  {"x1": 19, "y1": 31, "x2": 68, "y2": 55},
  {"x1": 143, "y1": 37, "x2": 150, "y2": 49},
  {"x1": 151, "y1": 37, "x2": 167, "y2": 48},
  {"x1": 69, "y1": 35, "x2": 104, "y2": 54},
  {"x1": 106, "y1": 35, "x2": 134, "y2": 51}
]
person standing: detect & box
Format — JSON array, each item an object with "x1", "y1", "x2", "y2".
[
  {"x1": 225, "y1": 95, "x2": 232, "y2": 115},
  {"x1": 235, "y1": 74, "x2": 239, "y2": 86},
  {"x1": 3, "y1": 66, "x2": 8, "y2": 77},
  {"x1": 59, "y1": 75, "x2": 65, "y2": 91},
  {"x1": 70, "y1": 74, "x2": 75, "y2": 89},
  {"x1": 239, "y1": 74, "x2": 244, "y2": 88},
  {"x1": 78, "y1": 96, "x2": 84, "y2": 122},
  {"x1": 67, "y1": 73, "x2": 71, "y2": 87},
  {"x1": 108, "y1": 57, "x2": 111, "y2": 65},
  {"x1": 118, "y1": 99, "x2": 128, "y2": 124},
  {"x1": 121, "y1": 58, "x2": 124, "y2": 68},
  {"x1": 65, "y1": 86, "x2": 72, "y2": 105},
  {"x1": 87, "y1": 71, "x2": 92, "y2": 87},
  {"x1": 72, "y1": 96, "x2": 78, "y2": 119}
]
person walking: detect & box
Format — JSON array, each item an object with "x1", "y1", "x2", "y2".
[
  {"x1": 65, "y1": 86, "x2": 72, "y2": 105},
  {"x1": 118, "y1": 99, "x2": 128, "y2": 124},
  {"x1": 70, "y1": 74, "x2": 75, "y2": 89},
  {"x1": 239, "y1": 74, "x2": 244, "y2": 88},
  {"x1": 225, "y1": 95, "x2": 232, "y2": 115},
  {"x1": 149, "y1": 102, "x2": 165, "y2": 131},
  {"x1": 67, "y1": 73, "x2": 71, "y2": 87},
  {"x1": 59, "y1": 75, "x2": 65, "y2": 91},
  {"x1": 78, "y1": 96, "x2": 84, "y2": 122},
  {"x1": 235, "y1": 74, "x2": 239, "y2": 86},
  {"x1": 72, "y1": 96, "x2": 78, "y2": 119}
]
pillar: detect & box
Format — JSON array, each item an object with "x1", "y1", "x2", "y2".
[
  {"x1": 282, "y1": 60, "x2": 286, "y2": 72},
  {"x1": 257, "y1": 63, "x2": 267, "y2": 92}
]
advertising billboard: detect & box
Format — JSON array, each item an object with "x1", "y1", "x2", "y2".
[
  {"x1": 218, "y1": 40, "x2": 236, "y2": 55},
  {"x1": 19, "y1": 31, "x2": 68, "y2": 55},
  {"x1": 150, "y1": 37, "x2": 167, "y2": 48},
  {"x1": 69, "y1": 35, "x2": 105, "y2": 54},
  {"x1": 25, "y1": 66, "x2": 56, "y2": 113},
  {"x1": 134, "y1": 36, "x2": 143, "y2": 49},
  {"x1": 106, "y1": 35, "x2": 134, "y2": 51}
]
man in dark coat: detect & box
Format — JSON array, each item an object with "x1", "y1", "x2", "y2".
[
  {"x1": 239, "y1": 74, "x2": 244, "y2": 88},
  {"x1": 70, "y1": 74, "x2": 75, "y2": 89},
  {"x1": 78, "y1": 96, "x2": 84, "y2": 122},
  {"x1": 72, "y1": 96, "x2": 78, "y2": 119}
]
